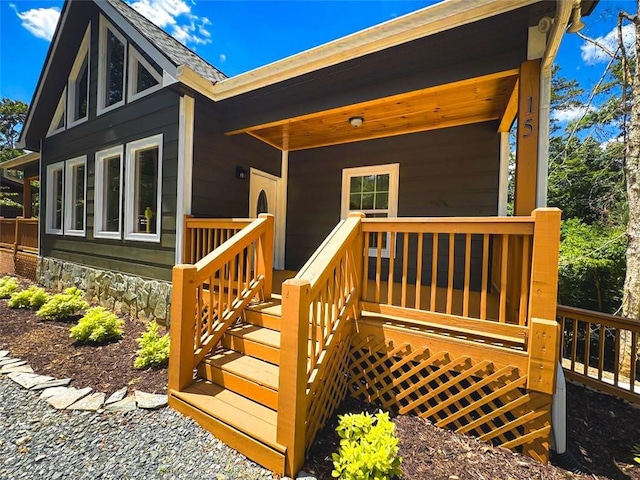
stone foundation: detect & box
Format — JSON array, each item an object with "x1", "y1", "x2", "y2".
[{"x1": 38, "y1": 257, "x2": 172, "y2": 326}]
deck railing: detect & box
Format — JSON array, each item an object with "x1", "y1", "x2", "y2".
[
  {"x1": 168, "y1": 214, "x2": 274, "y2": 392},
  {"x1": 0, "y1": 217, "x2": 38, "y2": 254},
  {"x1": 558, "y1": 305, "x2": 640, "y2": 404},
  {"x1": 183, "y1": 216, "x2": 253, "y2": 264}
]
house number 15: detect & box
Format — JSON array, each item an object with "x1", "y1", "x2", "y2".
[{"x1": 523, "y1": 95, "x2": 535, "y2": 138}]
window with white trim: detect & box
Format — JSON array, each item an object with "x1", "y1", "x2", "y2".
[
  {"x1": 127, "y1": 46, "x2": 162, "y2": 102},
  {"x1": 45, "y1": 162, "x2": 65, "y2": 235},
  {"x1": 341, "y1": 163, "x2": 399, "y2": 257},
  {"x1": 64, "y1": 156, "x2": 87, "y2": 236},
  {"x1": 94, "y1": 146, "x2": 123, "y2": 239},
  {"x1": 48, "y1": 89, "x2": 66, "y2": 137},
  {"x1": 68, "y1": 25, "x2": 90, "y2": 127},
  {"x1": 98, "y1": 16, "x2": 126, "y2": 114},
  {"x1": 125, "y1": 134, "x2": 163, "y2": 242}
]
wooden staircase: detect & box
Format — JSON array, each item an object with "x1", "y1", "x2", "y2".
[{"x1": 169, "y1": 298, "x2": 287, "y2": 472}]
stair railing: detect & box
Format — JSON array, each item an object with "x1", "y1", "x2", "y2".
[
  {"x1": 278, "y1": 212, "x2": 364, "y2": 476},
  {"x1": 168, "y1": 213, "x2": 274, "y2": 392}
]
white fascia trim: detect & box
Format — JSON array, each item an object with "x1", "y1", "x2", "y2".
[
  {"x1": 45, "y1": 161, "x2": 65, "y2": 235},
  {"x1": 63, "y1": 155, "x2": 87, "y2": 237},
  {"x1": 128, "y1": 45, "x2": 163, "y2": 103},
  {"x1": 277, "y1": 150, "x2": 288, "y2": 270},
  {"x1": 124, "y1": 133, "x2": 163, "y2": 243},
  {"x1": 498, "y1": 132, "x2": 510, "y2": 216},
  {"x1": 47, "y1": 88, "x2": 66, "y2": 138},
  {"x1": 212, "y1": 0, "x2": 538, "y2": 100},
  {"x1": 542, "y1": 0, "x2": 572, "y2": 73},
  {"x1": 97, "y1": 1, "x2": 179, "y2": 79},
  {"x1": 67, "y1": 24, "x2": 91, "y2": 129},
  {"x1": 537, "y1": 68, "x2": 551, "y2": 208},
  {"x1": 94, "y1": 145, "x2": 124, "y2": 240},
  {"x1": 175, "y1": 95, "x2": 195, "y2": 264},
  {"x1": 97, "y1": 15, "x2": 127, "y2": 116}
]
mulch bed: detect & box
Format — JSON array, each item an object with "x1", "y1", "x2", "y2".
[
  {"x1": 1, "y1": 274, "x2": 639, "y2": 479},
  {"x1": 0, "y1": 276, "x2": 167, "y2": 396}
]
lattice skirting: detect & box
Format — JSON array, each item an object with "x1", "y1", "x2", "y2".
[
  {"x1": 0, "y1": 251, "x2": 37, "y2": 280},
  {"x1": 305, "y1": 321, "x2": 352, "y2": 449},
  {"x1": 348, "y1": 332, "x2": 552, "y2": 462}
]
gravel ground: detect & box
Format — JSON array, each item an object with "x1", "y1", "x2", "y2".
[{"x1": 0, "y1": 377, "x2": 275, "y2": 480}]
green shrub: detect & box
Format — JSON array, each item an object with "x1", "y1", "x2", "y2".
[
  {"x1": 332, "y1": 411, "x2": 402, "y2": 480},
  {"x1": 70, "y1": 306, "x2": 124, "y2": 344},
  {"x1": 36, "y1": 287, "x2": 89, "y2": 321},
  {"x1": 0, "y1": 276, "x2": 19, "y2": 299},
  {"x1": 134, "y1": 321, "x2": 170, "y2": 369},
  {"x1": 8, "y1": 285, "x2": 50, "y2": 309}
]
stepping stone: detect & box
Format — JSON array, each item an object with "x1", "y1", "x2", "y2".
[
  {"x1": 105, "y1": 387, "x2": 127, "y2": 405},
  {"x1": 134, "y1": 390, "x2": 168, "y2": 410},
  {"x1": 104, "y1": 396, "x2": 137, "y2": 412},
  {"x1": 40, "y1": 386, "x2": 71, "y2": 400},
  {"x1": 46, "y1": 387, "x2": 92, "y2": 410},
  {"x1": 1, "y1": 364, "x2": 33, "y2": 374},
  {"x1": 31, "y1": 378, "x2": 72, "y2": 391},
  {"x1": 0, "y1": 350, "x2": 9, "y2": 358},
  {"x1": 7, "y1": 372, "x2": 55, "y2": 389},
  {"x1": 68, "y1": 393, "x2": 105, "y2": 411},
  {"x1": 0, "y1": 358, "x2": 22, "y2": 367}
]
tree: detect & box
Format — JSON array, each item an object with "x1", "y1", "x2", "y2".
[{"x1": 0, "y1": 98, "x2": 27, "y2": 161}]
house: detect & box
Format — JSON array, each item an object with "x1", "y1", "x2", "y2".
[{"x1": 17, "y1": 0, "x2": 598, "y2": 476}]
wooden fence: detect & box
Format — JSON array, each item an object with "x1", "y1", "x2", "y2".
[
  {"x1": 558, "y1": 305, "x2": 640, "y2": 404},
  {"x1": 0, "y1": 217, "x2": 38, "y2": 280}
]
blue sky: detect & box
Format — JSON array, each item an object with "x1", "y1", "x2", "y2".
[{"x1": 0, "y1": 0, "x2": 637, "y2": 122}]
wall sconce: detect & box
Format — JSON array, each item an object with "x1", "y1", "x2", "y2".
[
  {"x1": 567, "y1": 4, "x2": 585, "y2": 33},
  {"x1": 349, "y1": 116, "x2": 364, "y2": 128},
  {"x1": 236, "y1": 165, "x2": 248, "y2": 179}
]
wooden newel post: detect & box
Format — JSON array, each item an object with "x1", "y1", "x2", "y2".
[
  {"x1": 168, "y1": 264, "x2": 198, "y2": 392},
  {"x1": 527, "y1": 208, "x2": 561, "y2": 394},
  {"x1": 347, "y1": 212, "x2": 365, "y2": 316},
  {"x1": 257, "y1": 213, "x2": 274, "y2": 300},
  {"x1": 277, "y1": 278, "x2": 311, "y2": 477}
]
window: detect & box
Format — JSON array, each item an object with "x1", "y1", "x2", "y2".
[
  {"x1": 98, "y1": 16, "x2": 126, "y2": 114},
  {"x1": 341, "y1": 163, "x2": 399, "y2": 257},
  {"x1": 125, "y1": 134, "x2": 163, "y2": 242},
  {"x1": 48, "y1": 89, "x2": 66, "y2": 137},
  {"x1": 45, "y1": 162, "x2": 65, "y2": 235},
  {"x1": 94, "y1": 146, "x2": 123, "y2": 239},
  {"x1": 64, "y1": 156, "x2": 87, "y2": 236},
  {"x1": 127, "y1": 46, "x2": 162, "y2": 102},
  {"x1": 68, "y1": 25, "x2": 90, "y2": 127}
]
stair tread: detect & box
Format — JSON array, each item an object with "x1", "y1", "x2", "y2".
[
  {"x1": 203, "y1": 349, "x2": 279, "y2": 390},
  {"x1": 227, "y1": 324, "x2": 281, "y2": 348},
  {"x1": 246, "y1": 301, "x2": 282, "y2": 317},
  {"x1": 173, "y1": 380, "x2": 284, "y2": 453}
]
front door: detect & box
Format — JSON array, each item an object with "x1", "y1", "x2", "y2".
[{"x1": 249, "y1": 168, "x2": 282, "y2": 268}]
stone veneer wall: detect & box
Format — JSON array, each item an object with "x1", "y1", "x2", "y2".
[{"x1": 38, "y1": 257, "x2": 172, "y2": 326}]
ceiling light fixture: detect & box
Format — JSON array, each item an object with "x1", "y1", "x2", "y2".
[{"x1": 349, "y1": 116, "x2": 364, "y2": 128}]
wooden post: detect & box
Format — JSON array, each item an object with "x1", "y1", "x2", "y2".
[
  {"x1": 182, "y1": 215, "x2": 194, "y2": 263},
  {"x1": 257, "y1": 213, "x2": 274, "y2": 300},
  {"x1": 13, "y1": 219, "x2": 20, "y2": 259},
  {"x1": 514, "y1": 59, "x2": 541, "y2": 216},
  {"x1": 168, "y1": 264, "x2": 198, "y2": 392},
  {"x1": 277, "y1": 278, "x2": 311, "y2": 477},
  {"x1": 347, "y1": 212, "x2": 365, "y2": 316},
  {"x1": 23, "y1": 179, "x2": 32, "y2": 218},
  {"x1": 527, "y1": 207, "x2": 561, "y2": 393}
]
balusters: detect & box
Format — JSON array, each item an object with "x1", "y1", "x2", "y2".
[
  {"x1": 430, "y1": 233, "x2": 439, "y2": 312},
  {"x1": 415, "y1": 233, "x2": 423, "y2": 310}
]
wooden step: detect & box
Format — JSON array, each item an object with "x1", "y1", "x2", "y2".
[
  {"x1": 198, "y1": 349, "x2": 279, "y2": 410},
  {"x1": 222, "y1": 324, "x2": 281, "y2": 365},
  {"x1": 245, "y1": 300, "x2": 282, "y2": 331},
  {"x1": 170, "y1": 380, "x2": 285, "y2": 474}
]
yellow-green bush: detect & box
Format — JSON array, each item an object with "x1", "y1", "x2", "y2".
[
  {"x1": 8, "y1": 285, "x2": 50, "y2": 309},
  {"x1": 36, "y1": 287, "x2": 89, "y2": 321},
  {"x1": 70, "y1": 306, "x2": 124, "y2": 344},
  {"x1": 332, "y1": 411, "x2": 402, "y2": 480},
  {"x1": 0, "y1": 276, "x2": 19, "y2": 299},
  {"x1": 134, "y1": 321, "x2": 170, "y2": 369}
]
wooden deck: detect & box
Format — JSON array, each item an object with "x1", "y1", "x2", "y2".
[{"x1": 169, "y1": 210, "x2": 562, "y2": 476}]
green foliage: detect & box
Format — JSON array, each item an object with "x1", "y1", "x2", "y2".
[
  {"x1": 8, "y1": 285, "x2": 50, "y2": 309},
  {"x1": 0, "y1": 276, "x2": 19, "y2": 299},
  {"x1": 633, "y1": 443, "x2": 640, "y2": 465},
  {"x1": 0, "y1": 97, "x2": 27, "y2": 151},
  {"x1": 36, "y1": 287, "x2": 89, "y2": 321},
  {"x1": 332, "y1": 411, "x2": 402, "y2": 480},
  {"x1": 134, "y1": 321, "x2": 170, "y2": 369},
  {"x1": 70, "y1": 306, "x2": 124, "y2": 344},
  {"x1": 559, "y1": 219, "x2": 626, "y2": 313}
]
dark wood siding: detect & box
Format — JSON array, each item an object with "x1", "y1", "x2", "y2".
[
  {"x1": 285, "y1": 122, "x2": 500, "y2": 271},
  {"x1": 40, "y1": 12, "x2": 181, "y2": 282},
  {"x1": 191, "y1": 98, "x2": 281, "y2": 217}
]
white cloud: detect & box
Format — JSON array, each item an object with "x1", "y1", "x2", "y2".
[
  {"x1": 127, "y1": 0, "x2": 211, "y2": 47},
  {"x1": 581, "y1": 23, "x2": 636, "y2": 64},
  {"x1": 11, "y1": 4, "x2": 60, "y2": 41},
  {"x1": 219, "y1": 53, "x2": 226, "y2": 63},
  {"x1": 552, "y1": 105, "x2": 596, "y2": 123}
]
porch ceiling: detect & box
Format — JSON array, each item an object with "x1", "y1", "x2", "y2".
[{"x1": 226, "y1": 69, "x2": 519, "y2": 151}]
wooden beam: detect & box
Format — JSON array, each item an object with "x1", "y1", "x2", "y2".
[
  {"x1": 514, "y1": 59, "x2": 541, "y2": 216},
  {"x1": 498, "y1": 79, "x2": 518, "y2": 133},
  {"x1": 22, "y1": 177, "x2": 32, "y2": 218}
]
